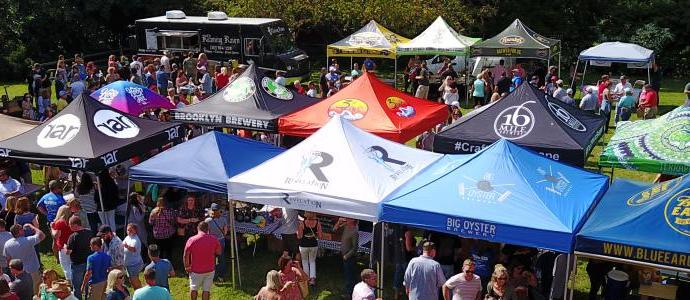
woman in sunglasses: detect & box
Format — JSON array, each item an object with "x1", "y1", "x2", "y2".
[{"x1": 485, "y1": 265, "x2": 517, "y2": 300}]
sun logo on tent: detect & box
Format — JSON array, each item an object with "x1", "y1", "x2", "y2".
[
  {"x1": 386, "y1": 96, "x2": 416, "y2": 118},
  {"x1": 535, "y1": 166, "x2": 572, "y2": 196},
  {"x1": 626, "y1": 179, "x2": 681, "y2": 207},
  {"x1": 327, "y1": 99, "x2": 369, "y2": 121},
  {"x1": 458, "y1": 173, "x2": 514, "y2": 204}
]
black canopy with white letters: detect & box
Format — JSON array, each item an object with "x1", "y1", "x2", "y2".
[
  {"x1": 0, "y1": 93, "x2": 183, "y2": 171},
  {"x1": 171, "y1": 64, "x2": 319, "y2": 131}
]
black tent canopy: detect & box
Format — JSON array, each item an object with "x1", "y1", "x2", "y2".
[
  {"x1": 0, "y1": 94, "x2": 184, "y2": 171},
  {"x1": 432, "y1": 83, "x2": 606, "y2": 166},
  {"x1": 171, "y1": 64, "x2": 319, "y2": 132},
  {"x1": 470, "y1": 19, "x2": 561, "y2": 66}
]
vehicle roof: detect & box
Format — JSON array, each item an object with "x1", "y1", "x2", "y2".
[{"x1": 136, "y1": 16, "x2": 282, "y2": 25}]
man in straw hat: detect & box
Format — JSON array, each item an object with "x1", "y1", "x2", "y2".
[{"x1": 47, "y1": 280, "x2": 78, "y2": 300}]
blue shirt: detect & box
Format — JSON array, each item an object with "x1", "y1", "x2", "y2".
[
  {"x1": 618, "y1": 95, "x2": 635, "y2": 109},
  {"x1": 132, "y1": 285, "x2": 171, "y2": 300},
  {"x1": 87, "y1": 251, "x2": 111, "y2": 284},
  {"x1": 511, "y1": 76, "x2": 522, "y2": 92},
  {"x1": 403, "y1": 255, "x2": 446, "y2": 300},
  {"x1": 70, "y1": 81, "x2": 86, "y2": 99},
  {"x1": 201, "y1": 73, "x2": 213, "y2": 93},
  {"x1": 155, "y1": 71, "x2": 169, "y2": 88},
  {"x1": 145, "y1": 259, "x2": 172, "y2": 288},
  {"x1": 37, "y1": 192, "x2": 65, "y2": 223},
  {"x1": 472, "y1": 79, "x2": 485, "y2": 98}
]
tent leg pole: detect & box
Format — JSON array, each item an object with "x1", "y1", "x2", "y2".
[
  {"x1": 568, "y1": 255, "x2": 577, "y2": 300},
  {"x1": 563, "y1": 253, "x2": 571, "y2": 300},
  {"x1": 124, "y1": 178, "x2": 131, "y2": 238},
  {"x1": 394, "y1": 57, "x2": 398, "y2": 88},
  {"x1": 369, "y1": 222, "x2": 376, "y2": 269},
  {"x1": 570, "y1": 60, "x2": 579, "y2": 91},
  {"x1": 647, "y1": 64, "x2": 651, "y2": 85},
  {"x1": 326, "y1": 54, "x2": 329, "y2": 69},
  {"x1": 350, "y1": 56, "x2": 353, "y2": 72},
  {"x1": 581, "y1": 61, "x2": 588, "y2": 90},
  {"x1": 379, "y1": 222, "x2": 385, "y2": 299},
  {"x1": 95, "y1": 176, "x2": 107, "y2": 228}
]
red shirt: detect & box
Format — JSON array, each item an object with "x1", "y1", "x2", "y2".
[
  {"x1": 640, "y1": 89, "x2": 658, "y2": 108},
  {"x1": 597, "y1": 81, "x2": 607, "y2": 105},
  {"x1": 50, "y1": 219, "x2": 73, "y2": 249},
  {"x1": 184, "y1": 232, "x2": 220, "y2": 274},
  {"x1": 216, "y1": 73, "x2": 230, "y2": 89}
]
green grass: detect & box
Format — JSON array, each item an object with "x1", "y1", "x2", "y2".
[{"x1": 14, "y1": 77, "x2": 690, "y2": 299}]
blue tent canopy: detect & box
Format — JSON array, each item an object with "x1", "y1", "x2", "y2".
[
  {"x1": 576, "y1": 177, "x2": 690, "y2": 272},
  {"x1": 380, "y1": 139, "x2": 609, "y2": 252},
  {"x1": 129, "y1": 132, "x2": 284, "y2": 194}
]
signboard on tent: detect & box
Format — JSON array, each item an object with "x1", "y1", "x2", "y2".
[
  {"x1": 599, "y1": 106, "x2": 690, "y2": 175},
  {"x1": 326, "y1": 20, "x2": 410, "y2": 59},
  {"x1": 470, "y1": 19, "x2": 560, "y2": 59}
]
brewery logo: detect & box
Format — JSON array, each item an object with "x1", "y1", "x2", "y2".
[
  {"x1": 223, "y1": 77, "x2": 256, "y2": 103},
  {"x1": 664, "y1": 188, "x2": 690, "y2": 237},
  {"x1": 547, "y1": 102, "x2": 586, "y2": 132},
  {"x1": 100, "y1": 150, "x2": 119, "y2": 166},
  {"x1": 124, "y1": 86, "x2": 148, "y2": 105},
  {"x1": 97, "y1": 88, "x2": 119, "y2": 105},
  {"x1": 284, "y1": 151, "x2": 334, "y2": 190},
  {"x1": 499, "y1": 35, "x2": 525, "y2": 46},
  {"x1": 627, "y1": 178, "x2": 681, "y2": 206},
  {"x1": 385, "y1": 96, "x2": 416, "y2": 118},
  {"x1": 93, "y1": 110, "x2": 140, "y2": 139},
  {"x1": 349, "y1": 32, "x2": 384, "y2": 47},
  {"x1": 327, "y1": 99, "x2": 369, "y2": 121},
  {"x1": 261, "y1": 77, "x2": 293, "y2": 101},
  {"x1": 458, "y1": 173, "x2": 515, "y2": 204},
  {"x1": 36, "y1": 114, "x2": 82, "y2": 148},
  {"x1": 493, "y1": 101, "x2": 536, "y2": 140},
  {"x1": 165, "y1": 126, "x2": 181, "y2": 141},
  {"x1": 0, "y1": 149, "x2": 10, "y2": 158},
  {"x1": 535, "y1": 165, "x2": 572, "y2": 196},
  {"x1": 364, "y1": 145, "x2": 413, "y2": 180}
]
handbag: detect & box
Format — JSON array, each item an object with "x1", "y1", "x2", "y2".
[{"x1": 298, "y1": 278, "x2": 309, "y2": 298}]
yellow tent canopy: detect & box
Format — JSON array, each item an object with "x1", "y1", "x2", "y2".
[{"x1": 327, "y1": 20, "x2": 410, "y2": 59}]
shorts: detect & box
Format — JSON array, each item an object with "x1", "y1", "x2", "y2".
[
  {"x1": 415, "y1": 85, "x2": 429, "y2": 99},
  {"x1": 190, "y1": 271, "x2": 215, "y2": 292},
  {"x1": 125, "y1": 263, "x2": 144, "y2": 278},
  {"x1": 643, "y1": 106, "x2": 658, "y2": 119}
]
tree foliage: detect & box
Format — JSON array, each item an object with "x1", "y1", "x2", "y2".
[{"x1": 3, "y1": 0, "x2": 690, "y2": 80}]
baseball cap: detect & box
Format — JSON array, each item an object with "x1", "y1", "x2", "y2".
[
  {"x1": 210, "y1": 203, "x2": 220, "y2": 211},
  {"x1": 58, "y1": 90, "x2": 68, "y2": 98},
  {"x1": 97, "y1": 225, "x2": 112, "y2": 236},
  {"x1": 566, "y1": 88, "x2": 573, "y2": 95}
]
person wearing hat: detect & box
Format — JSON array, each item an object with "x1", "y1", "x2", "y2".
[
  {"x1": 47, "y1": 280, "x2": 78, "y2": 300},
  {"x1": 561, "y1": 88, "x2": 576, "y2": 106},
  {"x1": 617, "y1": 88, "x2": 636, "y2": 122},
  {"x1": 579, "y1": 87, "x2": 597, "y2": 113},
  {"x1": 403, "y1": 241, "x2": 446, "y2": 300},
  {"x1": 97, "y1": 225, "x2": 123, "y2": 271},
  {"x1": 613, "y1": 75, "x2": 632, "y2": 99},
  {"x1": 56, "y1": 91, "x2": 69, "y2": 111},
  {"x1": 204, "y1": 203, "x2": 228, "y2": 282},
  {"x1": 37, "y1": 180, "x2": 65, "y2": 224},
  {"x1": 443, "y1": 259, "x2": 482, "y2": 300}
]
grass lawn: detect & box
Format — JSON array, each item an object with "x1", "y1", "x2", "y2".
[{"x1": 8, "y1": 75, "x2": 689, "y2": 299}]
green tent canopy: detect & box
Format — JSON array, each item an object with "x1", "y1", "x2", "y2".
[
  {"x1": 470, "y1": 19, "x2": 560, "y2": 60},
  {"x1": 599, "y1": 106, "x2": 690, "y2": 175}
]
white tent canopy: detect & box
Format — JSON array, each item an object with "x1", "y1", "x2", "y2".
[
  {"x1": 397, "y1": 16, "x2": 480, "y2": 56},
  {"x1": 578, "y1": 42, "x2": 654, "y2": 64},
  {"x1": 227, "y1": 116, "x2": 442, "y2": 221}
]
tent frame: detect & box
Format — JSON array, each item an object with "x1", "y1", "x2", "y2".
[{"x1": 570, "y1": 57, "x2": 652, "y2": 91}]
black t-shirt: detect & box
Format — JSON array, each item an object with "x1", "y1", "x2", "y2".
[
  {"x1": 67, "y1": 229, "x2": 94, "y2": 264},
  {"x1": 441, "y1": 69, "x2": 458, "y2": 80},
  {"x1": 497, "y1": 76, "x2": 512, "y2": 95}
]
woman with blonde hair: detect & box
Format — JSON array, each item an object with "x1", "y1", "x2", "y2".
[
  {"x1": 14, "y1": 197, "x2": 38, "y2": 236},
  {"x1": 485, "y1": 264, "x2": 517, "y2": 300},
  {"x1": 104, "y1": 269, "x2": 130, "y2": 300},
  {"x1": 38, "y1": 269, "x2": 59, "y2": 300},
  {"x1": 255, "y1": 270, "x2": 285, "y2": 300},
  {"x1": 51, "y1": 204, "x2": 75, "y2": 280},
  {"x1": 0, "y1": 196, "x2": 17, "y2": 230}
]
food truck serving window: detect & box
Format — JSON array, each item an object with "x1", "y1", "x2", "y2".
[{"x1": 156, "y1": 30, "x2": 200, "y2": 51}]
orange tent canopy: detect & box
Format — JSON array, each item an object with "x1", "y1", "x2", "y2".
[{"x1": 278, "y1": 72, "x2": 448, "y2": 143}]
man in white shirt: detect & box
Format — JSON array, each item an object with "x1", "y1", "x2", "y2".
[
  {"x1": 613, "y1": 75, "x2": 632, "y2": 99},
  {"x1": 130, "y1": 55, "x2": 144, "y2": 77},
  {"x1": 552, "y1": 80, "x2": 567, "y2": 100},
  {"x1": 275, "y1": 71, "x2": 287, "y2": 86},
  {"x1": 160, "y1": 51, "x2": 171, "y2": 74},
  {"x1": 352, "y1": 269, "x2": 382, "y2": 300},
  {"x1": 443, "y1": 259, "x2": 482, "y2": 300},
  {"x1": 579, "y1": 87, "x2": 597, "y2": 113},
  {"x1": 0, "y1": 169, "x2": 21, "y2": 208}
]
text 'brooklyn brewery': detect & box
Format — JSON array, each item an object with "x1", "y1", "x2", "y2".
[{"x1": 173, "y1": 112, "x2": 271, "y2": 129}]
